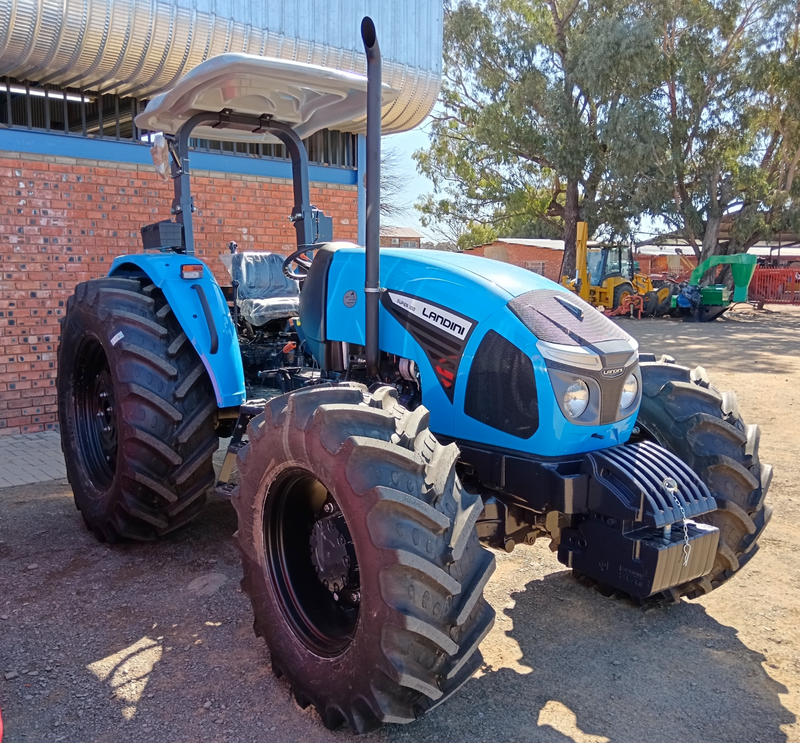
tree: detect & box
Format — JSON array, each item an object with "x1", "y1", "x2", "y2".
[
  {"x1": 642, "y1": 0, "x2": 800, "y2": 262},
  {"x1": 414, "y1": 0, "x2": 663, "y2": 273},
  {"x1": 420, "y1": 239, "x2": 460, "y2": 251},
  {"x1": 417, "y1": 0, "x2": 798, "y2": 268},
  {"x1": 380, "y1": 145, "x2": 412, "y2": 220}
]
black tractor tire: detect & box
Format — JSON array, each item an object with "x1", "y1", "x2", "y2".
[
  {"x1": 634, "y1": 354, "x2": 772, "y2": 600},
  {"x1": 656, "y1": 283, "x2": 678, "y2": 316},
  {"x1": 233, "y1": 384, "x2": 495, "y2": 733},
  {"x1": 612, "y1": 281, "x2": 634, "y2": 310},
  {"x1": 57, "y1": 277, "x2": 219, "y2": 541},
  {"x1": 642, "y1": 290, "x2": 660, "y2": 317}
]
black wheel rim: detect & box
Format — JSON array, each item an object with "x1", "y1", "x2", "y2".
[
  {"x1": 264, "y1": 470, "x2": 360, "y2": 656},
  {"x1": 73, "y1": 336, "x2": 118, "y2": 490}
]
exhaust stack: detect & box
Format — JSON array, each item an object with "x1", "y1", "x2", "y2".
[{"x1": 361, "y1": 16, "x2": 381, "y2": 378}]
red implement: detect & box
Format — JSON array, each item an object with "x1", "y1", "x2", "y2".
[{"x1": 604, "y1": 294, "x2": 644, "y2": 319}]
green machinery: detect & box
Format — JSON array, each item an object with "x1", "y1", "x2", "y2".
[{"x1": 673, "y1": 253, "x2": 758, "y2": 321}]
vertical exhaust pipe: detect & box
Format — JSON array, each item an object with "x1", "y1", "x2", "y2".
[{"x1": 361, "y1": 16, "x2": 381, "y2": 378}]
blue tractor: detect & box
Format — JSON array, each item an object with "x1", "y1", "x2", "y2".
[{"x1": 57, "y1": 18, "x2": 772, "y2": 734}]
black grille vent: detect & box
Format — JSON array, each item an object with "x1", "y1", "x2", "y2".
[
  {"x1": 465, "y1": 331, "x2": 538, "y2": 438},
  {"x1": 509, "y1": 289, "x2": 631, "y2": 347}
]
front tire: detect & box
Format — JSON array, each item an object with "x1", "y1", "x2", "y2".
[
  {"x1": 57, "y1": 277, "x2": 219, "y2": 541},
  {"x1": 635, "y1": 355, "x2": 772, "y2": 599},
  {"x1": 233, "y1": 384, "x2": 495, "y2": 733}
]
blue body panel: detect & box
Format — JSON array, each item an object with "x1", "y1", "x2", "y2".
[
  {"x1": 325, "y1": 248, "x2": 636, "y2": 457},
  {"x1": 109, "y1": 255, "x2": 246, "y2": 409}
]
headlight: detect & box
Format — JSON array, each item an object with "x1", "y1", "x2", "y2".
[
  {"x1": 620, "y1": 373, "x2": 638, "y2": 409},
  {"x1": 563, "y1": 379, "x2": 589, "y2": 418}
]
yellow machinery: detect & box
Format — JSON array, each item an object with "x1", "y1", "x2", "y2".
[{"x1": 563, "y1": 222, "x2": 670, "y2": 312}]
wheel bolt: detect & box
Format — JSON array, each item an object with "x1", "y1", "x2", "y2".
[
  {"x1": 323, "y1": 503, "x2": 334, "y2": 514},
  {"x1": 351, "y1": 591, "x2": 361, "y2": 604}
]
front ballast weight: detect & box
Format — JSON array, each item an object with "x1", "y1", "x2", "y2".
[
  {"x1": 461, "y1": 439, "x2": 719, "y2": 600},
  {"x1": 558, "y1": 442, "x2": 719, "y2": 598}
]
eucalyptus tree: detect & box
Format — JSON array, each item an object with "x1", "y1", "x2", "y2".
[
  {"x1": 645, "y1": 0, "x2": 800, "y2": 260},
  {"x1": 415, "y1": 0, "x2": 662, "y2": 271}
]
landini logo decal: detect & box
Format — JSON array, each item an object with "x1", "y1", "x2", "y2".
[{"x1": 382, "y1": 290, "x2": 476, "y2": 402}]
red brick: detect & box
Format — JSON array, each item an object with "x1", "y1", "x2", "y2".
[
  {"x1": 0, "y1": 152, "x2": 358, "y2": 434},
  {"x1": 468, "y1": 241, "x2": 565, "y2": 282}
]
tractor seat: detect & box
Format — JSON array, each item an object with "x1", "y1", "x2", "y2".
[{"x1": 230, "y1": 251, "x2": 299, "y2": 326}]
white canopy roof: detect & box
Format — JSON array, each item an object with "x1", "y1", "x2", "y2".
[{"x1": 134, "y1": 53, "x2": 400, "y2": 143}]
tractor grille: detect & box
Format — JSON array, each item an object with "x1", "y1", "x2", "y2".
[
  {"x1": 465, "y1": 331, "x2": 538, "y2": 438},
  {"x1": 509, "y1": 289, "x2": 632, "y2": 347}
]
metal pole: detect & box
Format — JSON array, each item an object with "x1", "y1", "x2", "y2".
[{"x1": 361, "y1": 16, "x2": 381, "y2": 378}]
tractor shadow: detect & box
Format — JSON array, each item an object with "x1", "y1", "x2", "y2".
[{"x1": 404, "y1": 568, "x2": 794, "y2": 743}]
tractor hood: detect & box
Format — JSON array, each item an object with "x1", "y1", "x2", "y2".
[{"x1": 313, "y1": 246, "x2": 641, "y2": 458}]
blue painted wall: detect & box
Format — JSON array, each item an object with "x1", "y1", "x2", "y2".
[{"x1": 0, "y1": 128, "x2": 357, "y2": 186}]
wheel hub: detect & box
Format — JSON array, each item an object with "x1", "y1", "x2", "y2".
[
  {"x1": 309, "y1": 502, "x2": 359, "y2": 601},
  {"x1": 73, "y1": 337, "x2": 118, "y2": 490},
  {"x1": 93, "y1": 372, "x2": 117, "y2": 456}
]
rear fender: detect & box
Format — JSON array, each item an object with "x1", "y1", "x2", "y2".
[{"x1": 108, "y1": 254, "x2": 245, "y2": 408}]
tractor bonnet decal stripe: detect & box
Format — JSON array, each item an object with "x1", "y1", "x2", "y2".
[
  {"x1": 386, "y1": 292, "x2": 473, "y2": 340},
  {"x1": 382, "y1": 290, "x2": 476, "y2": 402}
]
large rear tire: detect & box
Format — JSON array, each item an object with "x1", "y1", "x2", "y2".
[
  {"x1": 612, "y1": 281, "x2": 634, "y2": 310},
  {"x1": 57, "y1": 277, "x2": 219, "y2": 541},
  {"x1": 642, "y1": 290, "x2": 659, "y2": 317},
  {"x1": 233, "y1": 384, "x2": 495, "y2": 733},
  {"x1": 634, "y1": 355, "x2": 772, "y2": 599}
]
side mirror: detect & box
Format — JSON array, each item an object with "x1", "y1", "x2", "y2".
[{"x1": 149, "y1": 133, "x2": 170, "y2": 181}]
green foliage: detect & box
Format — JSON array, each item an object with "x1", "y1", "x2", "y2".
[
  {"x1": 641, "y1": 0, "x2": 799, "y2": 258},
  {"x1": 416, "y1": 0, "x2": 800, "y2": 262},
  {"x1": 415, "y1": 0, "x2": 665, "y2": 270}
]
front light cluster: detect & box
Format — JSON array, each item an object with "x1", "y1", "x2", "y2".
[
  {"x1": 563, "y1": 379, "x2": 589, "y2": 419},
  {"x1": 562, "y1": 372, "x2": 638, "y2": 420},
  {"x1": 620, "y1": 373, "x2": 638, "y2": 410}
]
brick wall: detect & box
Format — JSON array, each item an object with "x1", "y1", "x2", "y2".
[
  {"x1": 0, "y1": 150, "x2": 358, "y2": 435},
  {"x1": 468, "y1": 241, "x2": 564, "y2": 282}
]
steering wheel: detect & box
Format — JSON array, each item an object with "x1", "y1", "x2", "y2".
[{"x1": 283, "y1": 246, "x2": 315, "y2": 281}]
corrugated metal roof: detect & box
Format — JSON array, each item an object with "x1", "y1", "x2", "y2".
[
  {"x1": 0, "y1": 0, "x2": 442, "y2": 134},
  {"x1": 473, "y1": 238, "x2": 599, "y2": 251}
]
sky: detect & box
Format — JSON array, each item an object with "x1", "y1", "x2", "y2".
[
  {"x1": 382, "y1": 121, "x2": 669, "y2": 246},
  {"x1": 383, "y1": 121, "x2": 439, "y2": 241}
]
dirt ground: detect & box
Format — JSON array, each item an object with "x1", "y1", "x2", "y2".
[{"x1": 1, "y1": 304, "x2": 799, "y2": 743}]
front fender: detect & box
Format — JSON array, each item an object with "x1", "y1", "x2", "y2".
[{"x1": 109, "y1": 254, "x2": 245, "y2": 408}]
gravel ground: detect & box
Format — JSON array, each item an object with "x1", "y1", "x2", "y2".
[{"x1": 1, "y1": 304, "x2": 799, "y2": 743}]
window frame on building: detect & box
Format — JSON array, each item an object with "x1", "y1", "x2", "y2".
[
  {"x1": 0, "y1": 77, "x2": 357, "y2": 169},
  {"x1": 524, "y1": 260, "x2": 547, "y2": 276}
]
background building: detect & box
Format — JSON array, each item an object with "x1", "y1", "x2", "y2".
[
  {"x1": 380, "y1": 225, "x2": 423, "y2": 248},
  {"x1": 0, "y1": 0, "x2": 442, "y2": 435},
  {"x1": 466, "y1": 238, "x2": 575, "y2": 282}
]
